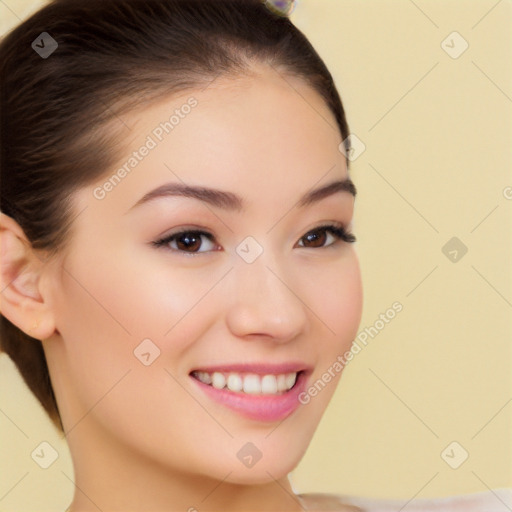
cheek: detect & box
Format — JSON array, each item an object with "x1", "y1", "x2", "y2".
[
  {"x1": 50, "y1": 249, "x2": 224, "y2": 411},
  {"x1": 309, "y1": 251, "x2": 363, "y2": 350},
  {"x1": 293, "y1": 255, "x2": 362, "y2": 425},
  {"x1": 55, "y1": 247, "x2": 222, "y2": 346},
  {"x1": 50, "y1": 252, "x2": 229, "y2": 447}
]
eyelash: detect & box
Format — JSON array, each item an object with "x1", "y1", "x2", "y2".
[{"x1": 152, "y1": 223, "x2": 356, "y2": 256}]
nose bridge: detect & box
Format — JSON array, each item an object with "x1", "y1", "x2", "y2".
[{"x1": 225, "y1": 242, "x2": 307, "y2": 340}]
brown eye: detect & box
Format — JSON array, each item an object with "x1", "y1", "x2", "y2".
[
  {"x1": 153, "y1": 230, "x2": 216, "y2": 254},
  {"x1": 297, "y1": 224, "x2": 356, "y2": 249},
  {"x1": 153, "y1": 224, "x2": 355, "y2": 255},
  {"x1": 301, "y1": 229, "x2": 328, "y2": 248},
  {"x1": 175, "y1": 232, "x2": 202, "y2": 252}
]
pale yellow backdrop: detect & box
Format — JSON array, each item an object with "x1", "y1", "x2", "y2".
[{"x1": 0, "y1": 0, "x2": 511, "y2": 510}]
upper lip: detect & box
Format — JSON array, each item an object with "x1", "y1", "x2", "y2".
[{"x1": 190, "y1": 362, "x2": 313, "y2": 375}]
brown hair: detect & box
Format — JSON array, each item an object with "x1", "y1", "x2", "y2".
[{"x1": 0, "y1": 0, "x2": 351, "y2": 432}]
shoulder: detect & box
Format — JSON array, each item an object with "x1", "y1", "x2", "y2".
[
  {"x1": 297, "y1": 488, "x2": 512, "y2": 512},
  {"x1": 297, "y1": 493, "x2": 363, "y2": 511}
]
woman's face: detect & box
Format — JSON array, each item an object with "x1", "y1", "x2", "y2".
[{"x1": 43, "y1": 64, "x2": 363, "y2": 485}]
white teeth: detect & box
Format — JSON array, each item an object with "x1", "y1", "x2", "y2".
[
  {"x1": 261, "y1": 375, "x2": 278, "y2": 394},
  {"x1": 226, "y1": 373, "x2": 243, "y2": 392},
  {"x1": 196, "y1": 371, "x2": 212, "y2": 385},
  {"x1": 242, "y1": 374, "x2": 261, "y2": 394},
  {"x1": 211, "y1": 372, "x2": 226, "y2": 389},
  {"x1": 194, "y1": 371, "x2": 300, "y2": 395},
  {"x1": 276, "y1": 374, "x2": 287, "y2": 392},
  {"x1": 285, "y1": 372, "x2": 297, "y2": 389}
]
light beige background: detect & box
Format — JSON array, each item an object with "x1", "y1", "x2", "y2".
[{"x1": 1, "y1": 0, "x2": 511, "y2": 510}]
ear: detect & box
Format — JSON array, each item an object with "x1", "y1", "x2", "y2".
[{"x1": 0, "y1": 212, "x2": 56, "y2": 340}]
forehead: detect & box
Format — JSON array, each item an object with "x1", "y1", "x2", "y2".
[{"x1": 80, "y1": 64, "x2": 348, "y2": 215}]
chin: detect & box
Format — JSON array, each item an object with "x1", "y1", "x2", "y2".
[
  {"x1": 189, "y1": 433, "x2": 311, "y2": 485},
  {"x1": 219, "y1": 461, "x2": 298, "y2": 485}
]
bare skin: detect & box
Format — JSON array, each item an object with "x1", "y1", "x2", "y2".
[
  {"x1": 2, "y1": 62, "x2": 509, "y2": 512},
  {"x1": 0, "y1": 63, "x2": 362, "y2": 511}
]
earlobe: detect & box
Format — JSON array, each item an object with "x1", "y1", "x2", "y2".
[{"x1": 0, "y1": 212, "x2": 57, "y2": 340}]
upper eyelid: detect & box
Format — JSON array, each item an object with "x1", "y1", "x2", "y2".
[{"x1": 157, "y1": 222, "x2": 350, "y2": 239}]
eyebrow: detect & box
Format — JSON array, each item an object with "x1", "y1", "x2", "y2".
[{"x1": 128, "y1": 178, "x2": 356, "y2": 213}]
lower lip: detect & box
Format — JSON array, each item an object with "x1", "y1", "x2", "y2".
[{"x1": 190, "y1": 371, "x2": 308, "y2": 422}]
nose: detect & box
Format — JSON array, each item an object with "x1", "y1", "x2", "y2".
[{"x1": 224, "y1": 253, "x2": 308, "y2": 343}]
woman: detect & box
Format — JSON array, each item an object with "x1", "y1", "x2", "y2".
[{"x1": 0, "y1": 0, "x2": 509, "y2": 510}]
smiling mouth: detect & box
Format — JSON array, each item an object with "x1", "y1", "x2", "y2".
[{"x1": 189, "y1": 370, "x2": 304, "y2": 396}]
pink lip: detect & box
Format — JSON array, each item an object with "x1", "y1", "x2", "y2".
[
  {"x1": 190, "y1": 362, "x2": 311, "y2": 375},
  {"x1": 190, "y1": 369, "x2": 310, "y2": 423}
]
